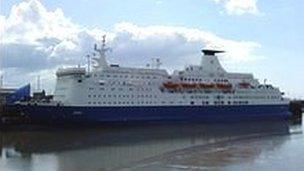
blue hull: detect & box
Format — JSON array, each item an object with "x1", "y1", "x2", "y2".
[{"x1": 18, "y1": 104, "x2": 291, "y2": 124}]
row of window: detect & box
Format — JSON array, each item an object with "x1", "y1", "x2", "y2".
[
  {"x1": 87, "y1": 100, "x2": 249, "y2": 105},
  {"x1": 236, "y1": 95, "x2": 280, "y2": 99},
  {"x1": 87, "y1": 93, "x2": 279, "y2": 100},
  {"x1": 190, "y1": 95, "x2": 210, "y2": 99},
  {"x1": 162, "y1": 89, "x2": 233, "y2": 94},
  {"x1": 179, "y1": 78, "x2": 229, "y2": 83},
  {"x1": 88, "y1": 87, "x2": 153, "y2": 91},
  {"x1": 88, "y1": 94, "x2": 157, "y2": 98},
  {"x1": 102, "y1": 81, "x2": 155, "y2": 86},
  {"x1": 88, "y1": 101, "x2": 159, "y2": 105},
  {"x1": 93, "y1": 74, "x2": 159, "y2": 79},
  {"x1": 212, "y1": 101, "x2": 249, "y2": 105}
]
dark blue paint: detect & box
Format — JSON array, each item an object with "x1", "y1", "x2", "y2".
[
  {"x1": 19, "y1": 105, "x2": 291, "y2": 123},
  {"x1": 6, "y1": 84, "x2": 30, "y2": 104},
  {"x1": 18, "y1": 104, "x2": 291, "y2": 124}
]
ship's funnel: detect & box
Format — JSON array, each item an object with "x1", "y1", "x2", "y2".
[
  {"x1": 201, "y1": 49, "x2": 226, "y2": 74},
  {"x1": 202, "y1": 49, "x2": 225, "y2": 56}
]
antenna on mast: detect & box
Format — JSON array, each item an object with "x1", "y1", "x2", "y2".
[
  {"x1": 37, "y1": 75, "x2": 41, "y2": 92},
  {"x1": 94, "y1": 35, "x2": 108, "y2": 55},
  {"x1": 86, "y1": 54, "x2": 91, "y2": 73},
  {"x1": 102, "y1": 35, "x2": 106, "y2": 50}
]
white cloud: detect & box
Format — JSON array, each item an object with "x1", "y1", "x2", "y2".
[
  {"x1": 213, "y1": 0, "x2": 259, "y2": 15},
  {"x1": 112, "y1": 22, "x2": 260, "y2": 63},
  {"x1": 155, "y1": 0, "x2": 163, "y2": 5},
  {"x1": 0, "y1": 0, "x2": 261, "y2": 92},
  {"x1": 0, "y1": 15, "x2": 5, "y2": 38},
  {"x1": 3, "y1": 0, "x2": 80, "y2": 44}
]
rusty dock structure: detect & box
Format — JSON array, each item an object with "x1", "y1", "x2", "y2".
[{"x1": 289, "y1": 100, "x2": 304, "y2": 124}]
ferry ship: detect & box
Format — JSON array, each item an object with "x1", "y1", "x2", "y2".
[{"x1": 18, "y1": 36, "x2": 291, "y2": 123}]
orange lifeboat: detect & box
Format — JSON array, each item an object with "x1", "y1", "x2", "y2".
[
  {"x1": 181, "y1": 83, "x2": 197, "y2": 89},
  {"x1": 163, "y1": 82, "x2": 180, "y2": 89},
  {"x1": 239, "y1": 82, "x2": 251, "y2": 88},
  {"x1": 199, "y1": 83, "x2": 215, "y2": 89},
  {"x1": 216, "y1": 83, "x2": 232, "y2": 89}
]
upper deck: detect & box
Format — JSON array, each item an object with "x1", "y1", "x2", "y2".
[{"x1": 52, "y1": 37, "x2": 288, "y2": 106}]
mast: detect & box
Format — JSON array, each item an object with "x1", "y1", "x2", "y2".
[
  {"x1": 92, "y1": 35, "x2": 109, "y2": 70},
  {"x1": 86, "y1": 54, "x2": 91, "y2": 73},
  {"x1": 37, "y1": 75, "x2": 41, "y2": 92},
  {"x1": 0, "y1": 75, "x2": 3, "y2": 88}
]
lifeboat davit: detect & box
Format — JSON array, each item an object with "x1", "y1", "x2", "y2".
[
  {"x1": 163, "y1": 82, "x2": 180, "y2": 89},
  {"x1": 199, "y1": 83, "x2": 215, "y2": 89},
  {"x1": 181, "y1": 83, "x2": 197, "y2": 89}
]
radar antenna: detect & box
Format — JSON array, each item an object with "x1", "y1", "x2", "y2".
[
  {"x1": 94, "y1": 35, "x2": 109, "y2": 56},
  {"x1": 155, "y1": 58, "x2": 162, "y2": 69},
  {"x1": 146, "y1": 58, "x2": 162, "y2": 69}
]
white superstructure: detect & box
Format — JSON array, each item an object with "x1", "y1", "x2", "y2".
[{"x1": 53, "y1": 36, "x2": 289, "y2": 107}]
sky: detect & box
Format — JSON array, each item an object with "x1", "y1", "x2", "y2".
[{"x1": 0, "y1": 0, "x2": 303, "y2": 99}]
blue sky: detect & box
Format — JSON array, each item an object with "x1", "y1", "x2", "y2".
[{"x1": 0, "y1": 0, "x2": 303, "y2": 98}]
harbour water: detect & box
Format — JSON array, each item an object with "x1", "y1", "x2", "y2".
[{"x1": 0, "y1": 119, "x2": 303, "y2": 171}]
